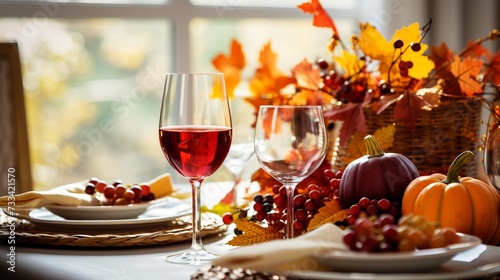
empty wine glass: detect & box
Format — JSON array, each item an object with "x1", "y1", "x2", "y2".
[
  {"x1": 254, "y1": 105, "x2": 327, "y2": 239},
  {"x1": 222, "y1": 97, "x2": 255, "y2": 207},
  {"x1": 158, "y1": 73, "x2": 232, "y2": 264}
]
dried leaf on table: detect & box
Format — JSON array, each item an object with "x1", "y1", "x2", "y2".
[
  {"x1": 307, "y1": 200, "x2": 349, "y2": 231},
  {"x1": 227, "y1": 219, "x2": 283, "y2": 246}
]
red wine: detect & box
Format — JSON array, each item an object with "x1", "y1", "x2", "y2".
[{"x1": 159, "y1": 126, "x2": 232, "y2": 179}]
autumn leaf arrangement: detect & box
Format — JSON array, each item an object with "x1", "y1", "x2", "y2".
[
  {"x1": 213, "y1": 0, "x2": 500, "y2": 147},
  {"x1": 211, "y1": 0, "x2": 500, "y2": 245}
]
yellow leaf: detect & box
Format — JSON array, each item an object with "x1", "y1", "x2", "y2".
[
  {"x1": 334, "y1": 50, "x2": 364, "y2": 77},
  {"x1": 341, "y1": 124, "x2": 396, "y2": 164},
  {"x1": 201, "y1": 203, "x2": 237, "y2": 216},
  {"x1": 307, "y1": 200, "x2": 348, "y2": 231},
  {"x1": 392, "y1": 23, "x2": 435, "y2": 80},
  {"x1": 357, "y1": 22, "x2": 392, "y2": 61},
  {"x1": 227, "y1": 219, "x2": 283, "y2": 246}
]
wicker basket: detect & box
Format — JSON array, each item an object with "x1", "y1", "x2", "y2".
[{"x1": 333, "y1": 97, "x2": 483, "y2": 176}]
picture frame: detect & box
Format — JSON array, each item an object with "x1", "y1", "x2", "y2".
[{"x1": 0, "y1": 42, "x2": 32, "y2": 195}]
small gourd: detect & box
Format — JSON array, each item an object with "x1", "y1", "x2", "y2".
[
  {"x1": 401, "y1": 151, "x2": 500, "y2": 245},
  {"x1": 338, "y1": 135, "x2": 420, "y2": 209}
]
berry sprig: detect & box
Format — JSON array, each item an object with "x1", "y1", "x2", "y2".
[{"x1": 384, "y1": 18, "x2": 432, "y2": 91}]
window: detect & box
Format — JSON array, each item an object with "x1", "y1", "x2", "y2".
[{"x1": 0, "y1": 0, "x2": 359, "y2": 190}]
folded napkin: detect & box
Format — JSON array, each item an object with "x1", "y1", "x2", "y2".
[
  {"x1": 0, "y1": 173, "x2": 175, "y2": 209},
  {"x1": 0, "y1": 181, "x2": 103, "y2": 209},
  {"x1": 213, "y1": 223, "x2": 347, "y2": 272}
]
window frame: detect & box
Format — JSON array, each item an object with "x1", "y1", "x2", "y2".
[{"x1": 0, "y1": 0, "x2": 358, "y2": 72}]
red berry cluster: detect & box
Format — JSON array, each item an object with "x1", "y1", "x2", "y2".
[
  {"x1": 346, "y1": 196, "x2": 400, "y2": 225},
  {"x1": 223, "y1": 168, "x2": 344, "y2": 236},
  {"x1": 84, "y1": 177, "x2": 155, "y2": 205}
]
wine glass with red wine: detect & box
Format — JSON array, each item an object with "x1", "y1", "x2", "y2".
[
  {"x1": 254, "y1": 105, "x2": 327, "y2": 239},
  {"x1": 159, "y1": 73, "x2": 232, "y2": 264}
]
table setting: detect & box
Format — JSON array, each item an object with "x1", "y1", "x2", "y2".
[{"x1": 2, "y1": 0, "x2": 500, "y2": 279}]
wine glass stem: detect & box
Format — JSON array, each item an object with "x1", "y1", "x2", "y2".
[
  {"x1": 190, "y1": 179, "x2": 205, "y2": 251},
  {"x1": 285, "y1": 183, "x2": 296, "y2": 239},
  {"x1": 231, "y1": 171, "x2": 242, "y2": 208}
]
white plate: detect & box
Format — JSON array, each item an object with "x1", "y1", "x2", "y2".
[
  {"x1": 315, "y1": 233, "x2": 481, "y2": 273},
  {"x1": 22, "y1": 200, "x2": 191, "y2": 233},
  {"x1": 286, "y1": 244, "x2": 500, "y2": 280},
  {"x1": 44, "y1": 198, "x2": 166, "y2": 220}
]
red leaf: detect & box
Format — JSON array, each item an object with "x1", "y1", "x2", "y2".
[
  {"x1": 429, "y1": 42, "x2": 453, "y2": 70},
  {"x1": 324, "y1": 103, "x2": 366, "y2": 146},
  {"x1": 485, "y1": 50, "x2": 500, "y2": 85},
  {"x1": 393, "y1": 91, "x2": 427, "y2": 131},
  {"x1": 298, "y1": 0, "x2": 339, "y2": 37},
  {"x1": 372, "y1": 93, "x2": 400, "y2": 114},
  {"x1": 464, "y1": 39, "x2": 492, "y2": 59}
]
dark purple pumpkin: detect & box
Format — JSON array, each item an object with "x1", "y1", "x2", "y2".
[{"x1": 339, "y1": 135, "x2": 420, "y2": 209}]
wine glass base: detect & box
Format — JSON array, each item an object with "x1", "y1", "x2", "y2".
[{"x1": 165, "y1": 249, "x2": 219, "y2": 265}]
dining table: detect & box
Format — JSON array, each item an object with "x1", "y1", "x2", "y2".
[
  {"x1": 1, "y1": 181, "x2": 500, "y2": 280},
  {"x1": 0, "y1": 230, "x2": 234, "y2": 280}
]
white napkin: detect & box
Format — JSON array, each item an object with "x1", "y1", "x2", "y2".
[
  {"x1": 0, "y1": 173, "x2": 175, "y2": 210},
  {"x1": 213, "y1": 223, "x2": 347, "y2": 272},
  {"x1": 0, "y1": 181, "x2": 103, "y2": 209}
]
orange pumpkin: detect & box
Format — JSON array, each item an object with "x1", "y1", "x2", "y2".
[{"x1": 402, "y1": 151, "x2": 500, "y2": 245}]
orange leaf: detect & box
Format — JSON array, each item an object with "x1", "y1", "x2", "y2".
[
  {"x1": 249, "y1": 42, "x2": 296, "y2": 98},
  {"x1": 307, "y1": 200, "x2": 348, "y2": 231},
  {"x1": 227, "y1": 219, "x2": 283, "y2": 246},
  {"x1": 464, "y1": 39, "x2": 492, "y2": 59},
  {"x1": 211, "y1": 39, "x2": 246, "y2": 99},
  {"x1": 450, "y1": 55, "x2": 483, "y2": 96},
  {"x1": 292, "y1": 59, "x2": 321, "y2": 90},
  {"x1": 298, "y1": 0, "x2": 339, "y2": 36}
]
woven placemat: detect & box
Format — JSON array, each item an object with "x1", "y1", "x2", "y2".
[{"x1": 0, "y1": 212, "x2": 227, "y2": 247}]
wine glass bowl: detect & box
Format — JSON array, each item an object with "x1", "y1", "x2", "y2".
[
  {"x1": 222, "y1": 97, "x2": 255, "y2": 206},
  {"x1": 254, "y1": 105, "x2": 327, "y2": 239},
  {"x1": 158, "y1": 73, "x2": 232, "y2": 264}
]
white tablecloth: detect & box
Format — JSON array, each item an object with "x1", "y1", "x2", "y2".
[{"x1": 0, "y1": 232, "x2": 234, "y2": 280}]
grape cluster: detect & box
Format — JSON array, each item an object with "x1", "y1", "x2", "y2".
[
  {"x1": 343, "y1": 214, "x2": 398, "y2": 252},
  {"x1": 346, "y1": 196, "x2": 400, "y2": 225},
  {"x1": 397, "y1": 214, "x2": 461, "y2": 251},
  {"x1": 343, "y1": 214, "x2": 461, "y2": 252},
  {"x1": 84, "y1": 177, "x2": 155, "y2": 205},
  {"x1": 222, "y1": 168, "x2": 343, "y2": 236}
]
